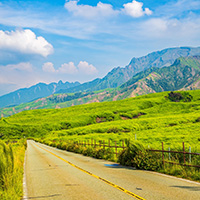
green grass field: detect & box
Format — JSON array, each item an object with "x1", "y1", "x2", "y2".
[{"x1": 1, "y1": 90, "x2": 200, "y2": 150}]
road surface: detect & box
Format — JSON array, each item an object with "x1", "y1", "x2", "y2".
[{"x1": 24, "y1": 140, "x2": 200, "y2": 200}]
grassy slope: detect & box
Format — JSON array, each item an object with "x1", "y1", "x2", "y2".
[{"x1": 0, "y1": 90, "x2": 200, "y2": 150}]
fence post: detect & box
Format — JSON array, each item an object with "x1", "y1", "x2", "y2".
[
  {"x1": 189, "y1": 146, "x2": 191, "y2": 163},
  {"x1": 99, "y1": 140, "x2": 101, "y2": 148},
  {"x1": 94, "y1": 140, "x2": 96, "y2": 148},
  {"x1": 183, "y1": 142, "x2": 185, "y2": 164},
  {"x1": 162, "y1": 142, "x2": 165, "y2": 167},
  {"x1": 91, "y1": 139, "x2": 93, "y2": 147},
  {"x1": 168, "y1": 147, "x2": 171, "y2": 160},
  {"x1": 135, "y1": 134, "x2": 137, "y2": 140},
  {"x1": 122, "y1": 140, "x2": 125, "y2": 150},
  {"x1": 115, "y1": 141, "x2": 117, "y2": 155},
  {"x1": 108, "y1": 140, "x2": 110, "y2": 148}
]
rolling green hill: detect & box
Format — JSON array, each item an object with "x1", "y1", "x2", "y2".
[{"x1": 0, "y1": 90, "x2": 200, "y2": 150}]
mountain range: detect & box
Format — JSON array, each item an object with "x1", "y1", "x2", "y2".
[
  {"x1": 55, "y1": 46, "x2": 200, "y2": 94},
  {"x1": 0, "y1": 81, "x2": 80, "y2": 108},
  {"x1": 1, "y1": 46, "x2": 200, "y2": 116}
]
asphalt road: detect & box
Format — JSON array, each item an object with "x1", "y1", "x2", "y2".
[{"x1": 24, "y1": 140, "x2": 200, "y2": 200}]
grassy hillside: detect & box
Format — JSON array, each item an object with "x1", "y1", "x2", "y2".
[{"x1": 1, "y1": 90, "x2": 200, "y2": 150}]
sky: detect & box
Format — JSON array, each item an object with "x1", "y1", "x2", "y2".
[{"x1": 0, "y1": 0, "x2": 200, "y2": 96}]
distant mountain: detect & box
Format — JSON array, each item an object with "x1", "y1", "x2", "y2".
[
  {"x1": 118, "y1": 56, "x2": 200, "y2": 97},
  {"x1": 57, "y1": 47, "x2": 200, "y2": 93},
  {"x1": 1, "y1": 46, "x2": 200, "y2": 109},
  {"x1": 1, "y1": 55, "x2": 200, "y2": 117},
  {"x1": 0, "y1": 81, "x2": 80, "y2": 108}
]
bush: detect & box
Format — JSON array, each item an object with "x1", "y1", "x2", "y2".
[
  {"x1": 118, "y1": 140, "x2": 162, "y2": 171},
  {"x1": 167, "y1": 91, "x2": 193, "y2": 102}
]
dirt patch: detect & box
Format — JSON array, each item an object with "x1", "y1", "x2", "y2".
[
  {"x1": 120, "y1": 116, "x2": 130, "y2": 120},
  {"x1": 34, "y1": 98, "x2": 46, "y2": 103},
  {"x1": 132, "y1": 112, "x2": 146, "y2": 119},
  {"x1": 96, "y1": 117, "x2": 106, "y2": 123},
  {"x1": 86, "y1": 98, "x2": 100, "y2": 104}
]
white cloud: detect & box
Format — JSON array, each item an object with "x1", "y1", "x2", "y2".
[
  {"x1": 65, "y1": 0, "x2": 117, "y2": 19},
  {"x1": 123, "y1": 0, "x2": 153, "y2": 18},
  {"x1": 64, "y1": 1, "x2": 152, "y2": 19},
  {"x1": 42, "y1": 61, "x2": 98, "y2": 75},
  {"x1": 0, "y1": 62, "x2": 37, "y2": 90},
  {"x1": 78, "y1": 61, "x2": 98, "y2": 75},
  {"x1": 0, "y1": 29, "x2": 53, "y2": 57},
  {"x1": 42, "y1": 62, "x2": 55, "y2": 73},
  {"x1": 58, "y1": 62, "x2": 78, "y2": 74},
  {"x1": 4, "y1": 62, "x2": 33, "y2": 72}
]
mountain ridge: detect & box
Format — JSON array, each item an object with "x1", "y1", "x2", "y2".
[
  {"x1": 1, "y1": 46, "x2": 200, "y2": 109},
  {"x1": 1, "y1": 55, "x2": 200, "y2": 117},
  {"x1": 0, "y1": 81, "x2": 80, "y2": 108},
  {"x1": 56, "y1": 46, "x2": 200, "y2": 93}
]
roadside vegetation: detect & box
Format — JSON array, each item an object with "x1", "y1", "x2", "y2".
[{"x1": 0, "y1": 140, "x2": 26, "y2": 200}]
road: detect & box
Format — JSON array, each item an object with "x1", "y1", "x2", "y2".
[{"x1": 24, "y1": 140, "x2": 200, "y2": 200}]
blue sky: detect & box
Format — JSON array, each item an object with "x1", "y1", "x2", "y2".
[{"x1": 0, "y1": 0, "x2": 200, "y2": 95}]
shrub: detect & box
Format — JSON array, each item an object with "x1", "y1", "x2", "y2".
[
  {"x1": 118, "y1": 140, "x2": 162, "y2": 171},
  {"x1": 167, "y1": 91, "x2": 193, "y2": 102}
]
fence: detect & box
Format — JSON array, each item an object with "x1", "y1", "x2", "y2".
[
  {"x1": 75, "y1": 139, "x2": 200, "y2": 168},
  {"x1": 149, "y1": 142, "x2": 200, "y2": 168},
  {"x1": 77, "y1": 139, "x2": 126, "y2": 155}
]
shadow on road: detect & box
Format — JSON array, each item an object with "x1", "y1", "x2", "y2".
[
  {"x1": 23, "y1": 194, "x2": 61, "y2": 199},
  {"x1": 170, "y1": 185, "x2": 200, "y2": 191},
  {"x1": 104, "y1": 163, "x2": 136, "y2": 170}
]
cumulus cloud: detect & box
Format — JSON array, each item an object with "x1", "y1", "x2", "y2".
[
  {"x1": 65, "y1": 0, "x2": 116, "y2": 19},
  {"x1": 58, "y1": 62, "x2": 78, "y2": 74},
  {"x1": 123, "y1": 0, "x2": 153, "y2": 18},
  {"x1": 42, "y1": 62, "x2": 55, "y2": 73},
  {"x1": 42, "y1": 61, "x2": 98, "y2": 75},
  {"x1": 77, "y1": 61, "x2": 98, "y2": 75},
  {"x1": 0, "y1": 29, "x2": 53, "y2": 57}
]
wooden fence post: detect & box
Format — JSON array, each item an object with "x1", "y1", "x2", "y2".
[
  {"x1": 122, "y1": 140, "x2": 125, "y2": 150},
  {"x1": 183, "y1": 142, "x2": 185, "y2": 163},
  {"x1": 189, "y1": 146, "x2": 191, "y2": 163},
  {"x1": 162, "y1": 142, "x2": 165, "y2": 167},
  {"x1": 108, "y1": 140, "x2": 110, "y2": 148},
  {"x1": 168, "y1": 147, "x2": 171, "y2": 160},
  {"x1": 99, "y1": 140, "x2": 101, "y2": 148},
  {"x1": 115, "y1": 141, "x2": 117, "y2": 155}
]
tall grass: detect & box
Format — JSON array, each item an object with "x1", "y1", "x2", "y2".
[
  {"x1": 0, "y1": 140, "x2": 26, "y2": 200},
  {"x1": 0, "y1": 142, "x2": 14, "y2": 190}
]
